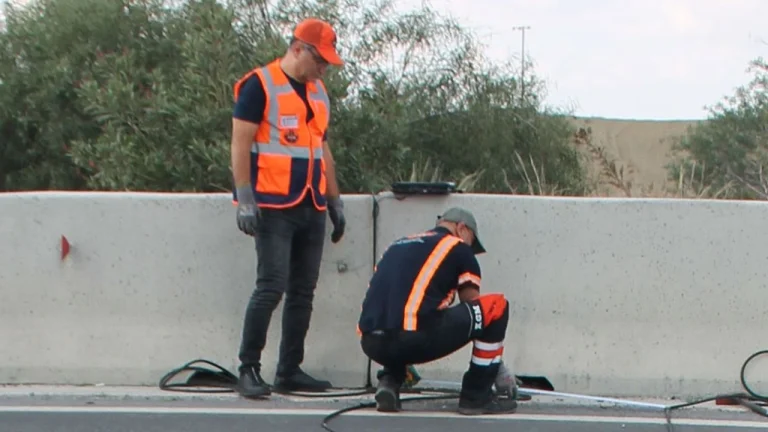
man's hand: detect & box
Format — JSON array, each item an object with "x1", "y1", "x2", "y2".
[
  {"x1": 327, "y1": 196, "x2": 346, "y2": 243},
  {"x1": 236, "y1": 184, "x2": 260, "y2": 236},
  {"x1": 495, "y1": 361, "x2": 522, "y2": 398}
]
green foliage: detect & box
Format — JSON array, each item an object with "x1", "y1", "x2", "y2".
[
  {"x1": 1, "y1": 0, "x2": 589, "y2": 194},
  {"x1": 667, "y1": 57, "x2": 768, "y2": 200}
]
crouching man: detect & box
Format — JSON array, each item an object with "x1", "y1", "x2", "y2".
[{"x1": 356, "y1": 207, "x2": 518, "y2": 415}]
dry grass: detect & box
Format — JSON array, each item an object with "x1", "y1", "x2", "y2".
[
  {"x1": 401, "y1": 155, "x2": 484, "y2": 192},
  {"x1": 398, "y1": 116, "x2": 744, "y2": 200}
]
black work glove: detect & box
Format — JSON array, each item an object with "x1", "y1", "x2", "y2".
[
  {"x1": 327, "y1": 196, "x2": 346, "y2": 243},
  {"x1": 235, "y1": 185, "x2": 260, "y2": 236}
]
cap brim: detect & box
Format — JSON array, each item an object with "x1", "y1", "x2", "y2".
[
  {"x1": 472, "y1": 237, "x2": 486, "y2": 255},
  {"x1": 316, "y1": 46, "x2": 343, "y2": 66}
]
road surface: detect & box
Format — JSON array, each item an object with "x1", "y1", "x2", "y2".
[{"x1": 1, "y1": 385, "x2": 767, "y2": 432}]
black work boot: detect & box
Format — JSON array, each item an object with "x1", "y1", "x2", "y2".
[
  {"x1": 375, "y1": 375, "x2": 402, "y2": 412},
  {"x1": 458, "y1": 364, "x2": 516, "y2": 415},
  {"x1": 458, "y1": 396, "x2": 518, "y2": 415},
  {"x1": 273, "y1": 368, "x2": 332, "y2": 393},
  {"x1": 238, "y1": 366, "x2": 271, "y2": 399}
]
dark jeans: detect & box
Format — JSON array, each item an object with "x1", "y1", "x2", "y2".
[
  {"x1": 238, "y1": 200, "x2": 326, "y2": 377},
  {"x1": 361, "y1": 296, "x2": 510, "y2": 402}
]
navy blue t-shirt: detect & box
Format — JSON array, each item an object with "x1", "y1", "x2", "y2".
[
  {"x1": 233, "y1": 71, "x2": 327, "y2": 141},
  {"x1": 357, "y1": 226, "x2": 482, "y2": 333}
]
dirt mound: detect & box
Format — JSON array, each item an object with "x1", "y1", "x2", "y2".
[{"x1": 568, "y1": 116, "x2": 703, "y2": 197}]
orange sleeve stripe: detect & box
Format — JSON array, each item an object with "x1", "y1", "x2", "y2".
[
  {"x1": 458, "y1": 272, "x2": 481, "y2": 286},
  {"x1": 403, "y1": 236, "x2": 461, "y2": 331},
  {"x1": 437, "y1": 288, "x2": 457, "y2": 310}
]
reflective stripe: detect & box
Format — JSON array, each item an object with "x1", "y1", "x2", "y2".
[
  {"x1": 256, "y1": 65, "x2": 326, "y2": 160},
  {"x1": 260, "y1": 67, "x2": 293, "y2": 147},
  {"x1": 402, "y1": 236, "x2": 462, "y2": 331},
  {"x1": 471, "y1": 340, "x2": 504, "y2": 367},
  {"x1": 251, "y1": 142, "x2": 323, "y2": 159},
  {"x1": 458, "y1": 272, "x2": 481, "y2": 287},
  {"x1": 471, "y1": 355, "x2": 502, "y2": 366},
  {"x1": 474, "y1": 341, "x2": 503, "y2": 350},
  {"x1": 309, "y1": 85, "x2": 329, "y2": 108}
]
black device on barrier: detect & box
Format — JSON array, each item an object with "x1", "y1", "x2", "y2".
[{"x1": 390, "y1": 181, "x2": 458, "y2": 195}]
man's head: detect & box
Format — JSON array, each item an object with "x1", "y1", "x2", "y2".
[
  {"x1": 436, "y1": 207, "x2": 486, "y2": 255},
  {"x1": 283, "y1": 18, "x2": 343, "y2": 82}
]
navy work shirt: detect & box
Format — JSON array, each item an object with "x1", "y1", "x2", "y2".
[{"x1": 357, "y1": 226, "x2": 482, "y2": 333}]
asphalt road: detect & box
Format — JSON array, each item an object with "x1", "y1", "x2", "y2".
[
  {"x1": 2, "y1": 386, "x2": 768, "y2": 432},
  {"x1": 3, "y1": 410, "x2": 768, "y2": 432}
]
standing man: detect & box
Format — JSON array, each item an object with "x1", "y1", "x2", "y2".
[
  {"x1": 357, "y1": 207, "x2": 519, "y2": 415},
  {"x1": 229, "y1": 18, "x2": 347, "y2": 399}
]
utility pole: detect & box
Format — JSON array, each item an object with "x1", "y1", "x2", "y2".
[{"x1": 511, "y1": 25, "x2": 530, "y2": 103}]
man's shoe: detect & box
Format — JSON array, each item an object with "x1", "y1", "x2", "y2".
[
  {"x1": 374, "y1": 381, "x2": 402, "y2": 412},
  {"x1": 273, "y1": 368, "x2": 332, "y2": 393},
  {"x1": 458, "y1": 396, "x2": 517, "y2": 416},
  {"x1": 238, "y1": 366, "x2": 271, "y2": 399}
]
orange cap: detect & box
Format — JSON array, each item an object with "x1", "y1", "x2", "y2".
[{"x1": 293, "y1": 18, "x2": 343, "y2": 66}]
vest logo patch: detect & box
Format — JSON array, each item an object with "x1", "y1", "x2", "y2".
[
  {"x1": 283, "y1": 129, "x2": 298, "y2": 143},
  {"x1": 279, "y1": 115, "x2": 299, "y2": 129}
]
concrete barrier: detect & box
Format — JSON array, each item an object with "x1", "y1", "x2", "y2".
[
  {"x1": 2, "y1": 191, "x2": 768, "y2": 398},
  {"x1": 374, "y1": 192, "x2": 768, "y2": 397},
  {"x1": 0, "y1": 192, "x2": 373, "y2": 388}
]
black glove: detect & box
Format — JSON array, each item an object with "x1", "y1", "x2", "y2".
[
  {"x1": 327, "y1": 196, "x2": 346, "y2": 243},
  {"x1": 235, "y1": 185, "x2": 260, "y2": 236}
]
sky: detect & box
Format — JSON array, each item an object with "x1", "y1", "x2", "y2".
[
  {"x1": 395, "y1": 0, "x2": 768, "y2": 120},
  {"x1": 2, "y1": 0, "x2": 765, "y2": 120}
]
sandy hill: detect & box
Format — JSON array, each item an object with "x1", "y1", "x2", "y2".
[{"x1": 567, "y1": 116, "x2": 704, "y2": 197}]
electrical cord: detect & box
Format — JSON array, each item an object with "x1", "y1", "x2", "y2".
[
  {"x1": 661, "y1": 349, "x2": 768, "y2": 432},
  {"x1": 319, "y1": 349, "x2": 768, "y2": 432},
  {"x1": 320, "y1": 392, "x2": 461, "y2": 432},
  {"x1": 158, "y1": 358, "x2": 377, "y2": 398},
  {"x1": 158, "y1": 352, "x2": 768, "y2": 432}
]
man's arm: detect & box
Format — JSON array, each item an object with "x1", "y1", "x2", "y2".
[
  {"x1": 458, "y1": 281, "x2": 480, "y2": 302},
  {"x1": 456, "y1": 245, "x2": 482, "y2": 302},
  {"x1": 231, "y1": 75, "x2": 265, "y2": 199},
  {"x1": 232, "y1": 119, "x2": 258, "y2": 190},
  {"x1": 322, "y1": 138, "x2": 340, "y2": 200},
  {"x1": 231, "y1": 75, "x2": 265, "y2": 236},
  {"x1": 323, "y1": 137, "x2": 346, "y2": 243}
]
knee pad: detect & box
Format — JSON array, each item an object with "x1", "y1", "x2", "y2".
[
  {"x1": 466, "y1": 293, "x2": 508, "y2": 339},
  {"x1": 476, "y1": 293, "x2": 508, "y2": 328}
]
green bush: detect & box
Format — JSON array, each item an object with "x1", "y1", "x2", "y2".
[
  {"x1": 0, "y1": 0, "x2": 589, "y2": 195},
  {"x1": 667, "y1": 57, "x2": 768, "y2": 200}
]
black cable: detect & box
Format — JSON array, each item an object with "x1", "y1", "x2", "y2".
[
  {"x1": 321, "y1": 393, "x2": 461, "y2": 432},
  {"x1": 661, "y1": 349, "x2": 768, "y2": 432},
  {"x1": 158, "y1": 358, "x2": 376, "y2": 398},
  {"x1": 320, "y1": 349, "x2": 768, "y2": 432},
  {"x1": 741, "y1": 349, "x2": 768, "y2": 400}
]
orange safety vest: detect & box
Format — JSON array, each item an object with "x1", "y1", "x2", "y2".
[{"x1": 232, "y1": 59, "x2": 330, "y2": 211}]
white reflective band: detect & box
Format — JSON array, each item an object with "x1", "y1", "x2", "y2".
[
  {"x1": 471, "y1": 355, "x2": 502, "y2": 366},
  {"x1": 473, "y1": 341, "x2": 503, "y2": 351},
  {"x1": 251, "y1": 142, "x2": 323, "y2": 159},
  {"x1": 308, "y1": 86, "x2": 330, "y2": 108},
  {"x1": 260, "y1": 64, "x2": 330, "y2": 148}
]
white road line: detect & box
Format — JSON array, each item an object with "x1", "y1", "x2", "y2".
[{"x1": 0, "y1": 406, "x2": 766, "y2": 428}]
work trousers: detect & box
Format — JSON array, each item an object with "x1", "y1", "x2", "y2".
[
  {"x1": 360, "y1": 293, "x2": 510, "y2": 403},
  {"x1": 238, "y1": 199, "x2": 326, "y2": 377}
]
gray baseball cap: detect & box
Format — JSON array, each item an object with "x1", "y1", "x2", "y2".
[{"x1": 437, "y1": 207, "x2": 486, "y2": 254}]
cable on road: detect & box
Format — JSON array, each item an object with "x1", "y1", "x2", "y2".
[{"x1": 158, "y1": 351, "x2": 768, "y2": 432}]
